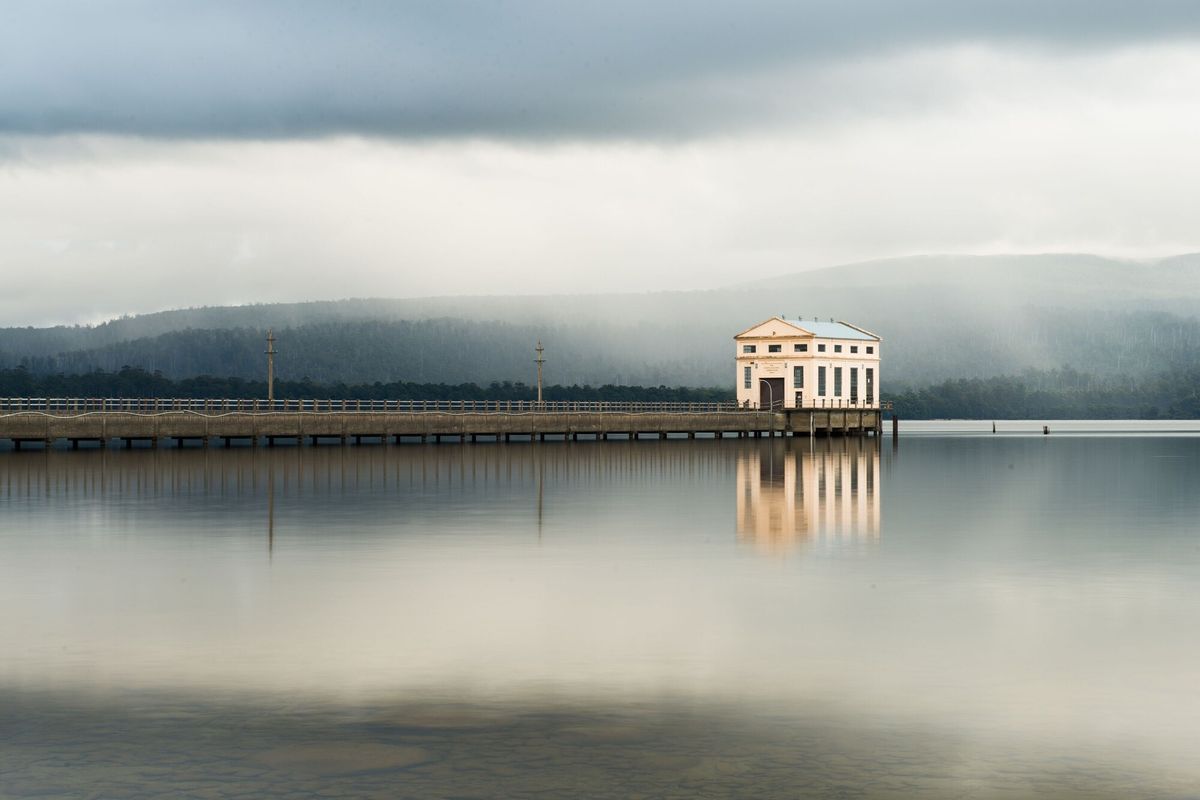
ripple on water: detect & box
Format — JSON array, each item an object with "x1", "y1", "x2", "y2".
[{"x1": 251, "y1": 742, "x2": 434, "y2": 776}]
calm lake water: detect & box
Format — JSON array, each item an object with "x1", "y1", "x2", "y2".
[{"x1": 2, "y1": 427, "x2": 1199, "y2": 798}]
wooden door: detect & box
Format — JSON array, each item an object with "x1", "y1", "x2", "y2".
[{"x1": 759, "y1": 378, "x2": 784, "y2": 409}]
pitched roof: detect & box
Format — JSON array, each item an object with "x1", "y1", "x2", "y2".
[{"x1": 785, "y1": 319, "x2": 879, "y2": 341}]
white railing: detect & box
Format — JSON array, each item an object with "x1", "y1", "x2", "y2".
[{"x1": 0, "y1": 398, "x2": 748, "y2": 415}]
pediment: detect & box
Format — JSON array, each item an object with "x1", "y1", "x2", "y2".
[{"x1": 733, "y1": 317, "x2": 812, "y2": 340}]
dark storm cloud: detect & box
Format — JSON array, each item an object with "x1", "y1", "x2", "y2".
[{"x1": 3, "y1": 0, "x2": 1200, "y2": 139}]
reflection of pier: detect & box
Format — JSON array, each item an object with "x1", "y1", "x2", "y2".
[{"x1": 736, "y1": 439, "x2": 880, "y2": 554}]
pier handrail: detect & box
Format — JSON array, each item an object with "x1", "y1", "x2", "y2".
[
  {"x1": 1, "y1": 397, "x2": 757, "y2": 415},
  {"x1": 0, "y1": 397, "x2": 894, "y2": 415}
]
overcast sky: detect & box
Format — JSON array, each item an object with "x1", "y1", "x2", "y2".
[{"x1": 3, "y1": 1, "x2": 1200, "y2": 325}]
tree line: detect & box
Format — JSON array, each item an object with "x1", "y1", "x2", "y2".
[
  {"x1": 1, "y1": 365, "x2": 1197, "y2": 418},
  {"x1": 887, "y1": 367, "x2": 1200, "y2": 419},
  {"x1": 0, "y1": 366, "x2": 732, "y2": 404}
]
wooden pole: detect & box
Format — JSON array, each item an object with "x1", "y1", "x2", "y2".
[
  {"x1": 534, "y1": 341, "x2": 545, "y2": 407},
  {"x1": 265, "y1": 329, "x2": 277, "y2": 403}
]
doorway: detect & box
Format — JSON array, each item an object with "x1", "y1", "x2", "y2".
[{"x1": 759, "y1": 378, "x2": 784, "y2": 409}]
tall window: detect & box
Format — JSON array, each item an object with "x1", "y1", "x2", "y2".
[
  {"x1": 768, "y1": 344, "x2": 782, "y2": 353},
  {"x1": 743, "y1": 366, "x2": 752, "y2": 389},
  {"x1": 849, "y1": 368, "x2": 858, "y2": 402},
  {"x1": 866, "y1": 368, "x2": 874, "y2": 404},
  {"x1": 794, "y1": 343, "x2": 808, "y2": 352},
  {"x1": 793, "y1": 365, "x2": 804, "y2": 388},
  {"x1": 817, "y1": 366, "x2": 827, "y2": 396},
  {"x1": 834, "y1": 367, "x2": 843, "y2": 396},
  {"x1": 742, "y1": 344, "x2": 756, "y2": 354}
]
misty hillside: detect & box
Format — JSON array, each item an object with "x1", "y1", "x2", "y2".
[{"x1": 4, "y1": 253, "x2": 1200, "y2": 387}]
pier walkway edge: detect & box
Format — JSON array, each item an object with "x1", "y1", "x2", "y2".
[{"x1": 0, "y1": 399, "x2": 887, "y2": 448}]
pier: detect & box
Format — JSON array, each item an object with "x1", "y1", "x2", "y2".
[{"x1": 0, "y1": 399, "x2": 886, "y2": 449}]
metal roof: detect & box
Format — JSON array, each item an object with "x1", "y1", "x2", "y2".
[{"x1": 782, "y1": 319, "x2": 878, "y2": 341}]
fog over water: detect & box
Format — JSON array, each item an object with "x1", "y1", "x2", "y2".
[{"x1": 2, "y1": 431, "x2": 1199, "y2": 797}]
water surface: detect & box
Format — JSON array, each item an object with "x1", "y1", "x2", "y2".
[{"x1": 2, "y1": 432, "x2": 1198, "y2": 797}]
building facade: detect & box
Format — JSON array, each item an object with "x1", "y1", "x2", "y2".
[{"x1": 734, "y1": 317, "x2": 881, "y2": 409}]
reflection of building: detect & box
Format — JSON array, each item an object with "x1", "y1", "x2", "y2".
[{"x1": 736, "y1": 439, "x2": 880, "y2": 554}]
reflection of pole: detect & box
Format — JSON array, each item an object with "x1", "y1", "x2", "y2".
[
  {"x1": 536, "y1": 459, "x2": 544, "y2": 543},
  {"x1": 534, "y1": 341, "x2": 545, "y2": 407},
  {"x1": 267, "y1": 460, "x2": 275, "y2": 559},
  {"x1": 266, "y1": 330, "x2": 277, "y2": 403}
]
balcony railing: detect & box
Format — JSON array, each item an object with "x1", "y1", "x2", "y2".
[{"x1": 745, "y1": 399, "x2": 892, "y2": 411}]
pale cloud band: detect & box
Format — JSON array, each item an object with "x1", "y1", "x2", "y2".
[{"x1": 3, "y1": 2, "x2": 1200, "y2": 325}]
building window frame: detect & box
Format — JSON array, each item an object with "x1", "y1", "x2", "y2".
[
  {"x1": 768, "y1": 344, "x2": 782, "y2": 353},
  {"x1": 742, "y1": 344, "x2": 756, "y2": 354},
  {"x1": 834, "y1": 367, "x2": 843, "y2": 397},
  {"x1": 834, "y1": 344, "x2": 843, "y2": 353},
  {"x1": 793, "y1": 365, "x2": 804, "y2": 388},
  {"x1": 743, "y1": 365, "x2": 752, "y2": 389},
  {"x1": 794, "y1": 343, "x2": 808, "y2": 352},
  {"x1": 817, "y1": 343, "x2": 826, "y2": 353},
  {"x1": 817, "y1": 366, "x2": 827, "y2": 396}
]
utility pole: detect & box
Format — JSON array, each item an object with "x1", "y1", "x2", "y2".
[
  {"x1": 534, "y1": 341, "x2": 545, "y2": 407},
  {"x1": 265, "y1": 329, "x2": 277, "y2": 403}
]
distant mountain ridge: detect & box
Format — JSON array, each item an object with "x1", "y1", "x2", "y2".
[{"x1": 4, "y1": 253, "x2": 1200, "y2": 387}]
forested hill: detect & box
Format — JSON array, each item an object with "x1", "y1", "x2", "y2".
[{"x1": 4, "y1": 253, "x2": 1200, "y2": 386}]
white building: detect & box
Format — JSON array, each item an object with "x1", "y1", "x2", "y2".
[{"x1": 734, "y1": 317, "x2": 881, "y2": 409}]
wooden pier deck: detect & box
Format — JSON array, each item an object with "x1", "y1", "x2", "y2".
[{"x1": 0, "y1": 399, "x2": 885, "y2": 449}]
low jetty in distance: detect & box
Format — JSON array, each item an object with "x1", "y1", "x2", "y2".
[{"x1": 0, "y1": 399, "x2": 887, "y2": 449}]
